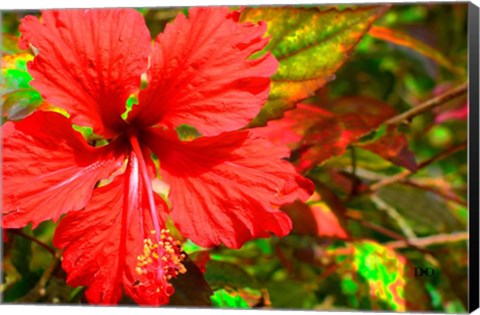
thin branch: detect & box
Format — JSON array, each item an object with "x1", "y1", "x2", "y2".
[
  {"x1": 384, "y1": 231, "x2": 468, "y2": 249},
  {"x1": 371, "y1": 195, "x2": 417, "y2": 239},
  {"x1": 328, "y1": 232, "x2": 468, "y2": 256},
  {"x1": 418, "y1": 142, "x2": 467, "y2": 169},
  {"x1": 402, "y1": 180, "x2": 467, "y2": 207},
  {"x1": 345, "y1": 212, "x2": 434, "y2": 255},
  {"x1": 316, "y1": 259, "x2": 351, "y2": 282},
  {"x1": 17, "y1": 252, "x2": 61, "y2": 303},
  {"x1": 346, "y1": 213, "x2": 408, "y2": 241},
  {"x1": 349, "y1": 146, "x2": 359, "y2": 198},
  {"x1": 369, "y1": 170, "x2": 410, "y2": 191},
  {"x1": 370, "y1": 141, "x2": 467, "y2": 191},
  {"x1": 8, "y1": 229, "x2": 55, "y2": 256},
  {"x1": 385, "y1": 82, "x2": 468, "y2": 126}
]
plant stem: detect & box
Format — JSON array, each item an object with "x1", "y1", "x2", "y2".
[
  {"x1": 17, "y1": 252, "x2": 61, "y2": 303},
  {"x1": 347, "y1": 213, "x2": 407, "y2": 241},
  {"x1": 8, "y1": 229, "x2": 55, "y2": 256},
  {"x1": 384, "y1": 231, "x2": 468, "y2": 249},
  {"x1": 418, "y1": 142, "x2": 467, "y2": 169},
  {"x1": 370, "y1": 141, "x2": 467, "y2": 191},
  {"x1": 345, "y1": 212, "x2": 434, "y2": 255},
  {"x1": 402, "y1": 180, "x2": 467, "y2": 206},
  {"x1": 328, "y1": 232, "x2": 467, "y2": 256},
  {"x1": 349, "y1": 146, "x2": 358, "y2": 197},
  {"x1": 385, "y1": 82, "x2": 468, "y2": 126},
  {"x1": 371, "y1": 195, "x2": 417, "y2": 239}
]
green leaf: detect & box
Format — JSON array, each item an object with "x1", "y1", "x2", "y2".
[
  {"x1": 2, "y1": 53, "x2": 44, "y2": 121},
  {"x1": 240, "y1": 5, "x2": 389, "y2": 126},
  {"x1": 175, "y1": 124, "x2": 201, "y2": 141},
  {"x1": 376, "y1": 184, "x2": 465, "y2": 234},
  {"x1": 182, "y1": 239, "x2": 206, "y2": 254},
  {"x1": 2, "y1": 33, "x2": 22, "y2": 55},
  {"x1": 344, "y1": 240, "x2": 430, "y2": 311},
  {"x1": 211, "y1": 289, "x2": 250, "y2": 308},
  {"x1": 204, "y1": 260, "x2": 259, "y2": 290},
  {"x1": 3, "y1": 231, "x2": 41, "y2": 302},
  {"x1": 10, "y1": 232, "x2": 33, "y2": 276},
  {"x1": 353, "y1": 241, "x2": 406, "y2": 310},
  {"x1": 121, "y1": 94, "x2": 138, "y2": 120},
  {"x1": 266, "y1": 280, "x2": 318, "y2": 309}
]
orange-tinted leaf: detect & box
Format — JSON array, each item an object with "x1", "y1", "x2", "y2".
[
  {"x1": 368, "y1": 26, "x2": 461, "y2": 74},
  {"x1": 241, "y1": 6, "x2": 389, "y2": 126}
]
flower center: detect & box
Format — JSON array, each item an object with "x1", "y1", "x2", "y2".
[{"x1": 135, "y1": 229, "x2": 186, "y2": 298}]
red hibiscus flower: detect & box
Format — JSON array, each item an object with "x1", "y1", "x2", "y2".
[{"x1": 2, "y1": 7, "x2": 312, "y2": 305}]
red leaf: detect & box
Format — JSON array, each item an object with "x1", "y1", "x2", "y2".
[
  {"x1": 19, "y1": 9, "x2": 151, "y2": 137},
  {"x1": 360, "y1": 127, "x2": 418, "y2": 172},
  {"x1": 432, "y1": 83, "x2": 468, "y2": 123},
  {"x1": 129, "y1": 7, "x2": 277, "y2": 136},
  {"x1": 143, "y1": 128, "x2": 313, "y2": 249},
  {"x1": 2, "y1": 111, "x2": 125, "y2": 228},
  {"x1": 253, "y1": 96, "x2": 398, "y2": 172},
  {"x1": 281, "y1": 200, "x2": 348, "y2": 239},
  {"x1": 435, "y1": 103, "x2": 468, "y2": 123},
  {"x1": 327, "y1": 169, "x2": 370, "y2": 195},
  {"x1": 249, "y1": 103, "x2": 328, "y2": 150}
]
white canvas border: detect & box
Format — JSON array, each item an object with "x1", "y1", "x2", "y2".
[{"x1": 1, "y1": 1, "x2": 478, "y2": 315}]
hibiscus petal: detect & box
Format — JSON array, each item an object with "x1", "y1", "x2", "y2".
[
  {"x1": 19, "y1": 9, "x2": 151, "y2": 137},
  {"x1": 130, "y1": 7, "x2": 277, "y2": 136},
  {"x1": 54, "y1": 176, "x2": 126, "y2": 304},
  {"x1": 54, "y1": 153, "x2": 183, "y2": 305},
  {"x1": 2, "y1": 111, "x2": 125, "y2": 228},
  {"x1": 144, "y1": 129, "x2": 313, "y2": 249}
]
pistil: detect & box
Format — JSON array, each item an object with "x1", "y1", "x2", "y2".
[
  {"x1": 127, "y1": 129, "x2": 186, "y2": 299},
  {"x1": 127, "y1": 129, "x2": 163, "y2": 240}
]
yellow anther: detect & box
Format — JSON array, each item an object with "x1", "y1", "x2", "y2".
[{"x1": 135, "y1": 228, "x2": 187, "y2": 288}]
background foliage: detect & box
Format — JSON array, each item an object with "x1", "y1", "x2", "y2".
[{"x1": 1, "y1": 4, "x2": 469, "y2": 312}]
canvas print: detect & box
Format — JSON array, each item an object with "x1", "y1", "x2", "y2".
[{"x1": 0, "y1": 3, "x2": 472, "y2": 312}]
